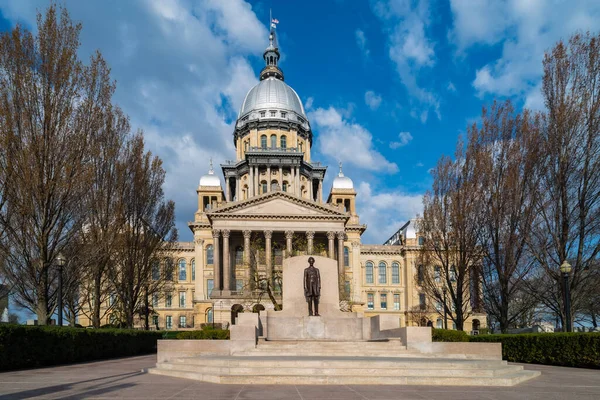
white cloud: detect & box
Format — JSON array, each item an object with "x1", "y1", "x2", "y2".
[
  {"x1": 355, "y1": 29, "x2": 370, "y2": 57},
  {"x1": 449, "y1": 0, "x2": 600, "y2": 98},
  {"x1": 305, "y1": 97, "x2": 314, "y2": 111},
  {"x1": 372, "y1": 0, "x2": 440, "y2": 122},
  {"x1": 356, "y1": 182, "x2": 423, "y2": 243},
  {"x1": 415, "y1": 162, "x2": 424, "y2": 167},
  {"x1": 446, "y1": 82, "x2": 457, "y2": 92},
  {"x1": 364, "y1": 90, "x2": 382, "y2": 110},
  {"x1": 389, "y1": 131, "x2": 413, "y2": 149},
  {"x1": 309, "y1": 106, "x2": 398, "y2": 173},
  {"x1": 0, "y1": 0, "x2": 268, "y2": 240}
]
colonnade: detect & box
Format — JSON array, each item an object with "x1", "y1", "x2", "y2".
[{"x1": 209, "y1": 229, "x2": 346, "y2": 293}]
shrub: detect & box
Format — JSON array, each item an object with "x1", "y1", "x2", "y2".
[
  {"x1": 432, "y1": 328, "x2": 470, "y2": 342},
  {"x1": 469, "y1": 332, "x2": 600, "y2": 368},
  {"x1": 176, "y1": 327, "x2": 230, "y2": 340},
  {"x1": 0, "y1": 324, "x2": 162, "y2": 371}
]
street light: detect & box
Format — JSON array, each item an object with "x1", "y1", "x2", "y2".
[
  {"x1": 56, "y1": 253, "x2": 66, "y2": 327},
  {"x1": 560, "y1": 260, "x2": 572, "y2": 332},
  {"x1": 442, "y1": 287, "x2": 448, "y2": 330}
]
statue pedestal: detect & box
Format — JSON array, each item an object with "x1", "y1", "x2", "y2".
[{"x1": 265, "y1": 255, "x2": 369, "y2": 340}]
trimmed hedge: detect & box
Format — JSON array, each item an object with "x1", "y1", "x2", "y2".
[
  {"x1": 432, "y1": 328, "x2": 470, "y2": 342},
  {"x1": 175, "y1": 327, "x2": 230, "y2": 340},
  {"x1": 470, "y1": 332, "x2": 600, "y2": 369},
  {"x1": 0, "y1": 324, "x2": 162, "y2": 371}
]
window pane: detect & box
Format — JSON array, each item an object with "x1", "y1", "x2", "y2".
[
  {"x1": 166, "y1": 293, "x2": 172, "y2": 308},
  {"x1": 180, "y1": 316, "x2": 186, "y2": 328},
  {"x1": 165, "y1": 258, "x2": 173, "y2": 281},
  {"x1": 434, "y1": 266, "x2": 441, "y2": 283},
  {"x1": 282, "y1": 182, "x2": 287, "y2": 192},
  {"x1": 207, "y1": 308, "x2": 213, "y2": 323},
  {"x1": 392, "y1": 262, "x2": 400, "y2": 284},
  {"x1": 280, "y1": 136, "x2": 287, "y2": 149},
  {"x1": 261, "y1": 135, "x2": 267, "y2": 148},
  {"x1": 419, "y1": 293, "x2": 426, "y2": 310},
  {"x1": 236, "y1": 279, "x2": 243, "y2": 291},
  {"x1": 206, "y1": 245, "x2": 214, "y2": 265},
  {"x1": 166, "y1": 316, "x2": 172, "y2": 329},
  {"x1": 207, "y1": 279, "x2": 214, "y2": 297},
  {"x1": 380, "y1": 294, "x2": 387, "y2": 309},
  {"x1": 367, "y1": 293, "x2": 374, "y2": 310},
  {"x1": 393, "y1": 294, "x2": 400, "y2": 310},
  {"x1": 270, "y1": 135, "x2": 276, "y2": 148},
  {"x1": 366, "y1": 262, "x2": 373, "y2": 284},
  {"x1": 379, "y1": 262, "x2": 387, "y2": 284},
  {"x1": 152, "y1": 260, "x2": 160, "y2": 280},
  {"x1": 152, "y1": 294, "x2": 159, "y2": 308},
  {"x1": 179, "y1": 291, "x2": 186, "y2": 308},
  {"x1": 178, "y1": 259, "x2": 187, "y2": 281},
  {"x1": 191, "y1": 259, "x2": 195, "y2": 281},
  {"x1": 344, "y1": 247, "x2": 349, "y2": 267}
]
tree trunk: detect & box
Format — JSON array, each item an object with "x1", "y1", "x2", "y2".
[
  {"x1": 92, "y1": 274, "x2": 102, "y2": 328},
  {"x1": 36, "y1": 296, "x2": 49, "y2": 326}
]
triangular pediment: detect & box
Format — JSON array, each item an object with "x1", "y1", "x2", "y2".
[{"x1": 208, "y1": 192, "x2": 346, "y2": 218}]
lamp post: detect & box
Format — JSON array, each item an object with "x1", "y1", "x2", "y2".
[
  {"x1": 56, "y1": 253, "x2": 66, "y2": 327},
  {"x1": 442, "y1": 287, "x2": 448, "y2": 330},
  {"x1": 560, "y1": 260, "x2": 572, "y2": 332}
]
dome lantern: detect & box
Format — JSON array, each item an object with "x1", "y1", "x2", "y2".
[
  {"x1": 332, "y1": 162, "x2": 354, "y2": 190},
  {"x1": 260, "y1": 18, "x2": 284, "y2": 81},
  {"x1": 199, "y1": 158, "x2": 221, "y2": 187}
]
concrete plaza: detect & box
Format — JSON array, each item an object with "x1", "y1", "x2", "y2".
[{"x1": 0, "y1": 355, "x2": 598, "y2": 400}]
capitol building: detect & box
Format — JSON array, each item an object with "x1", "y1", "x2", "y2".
[{"x1": 82, "y1": 26, "x2": 485, "y2": 332}]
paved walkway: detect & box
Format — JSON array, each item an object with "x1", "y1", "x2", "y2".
[{"x1": 0, "y1": 355, "x2": 598, "y2": 399}]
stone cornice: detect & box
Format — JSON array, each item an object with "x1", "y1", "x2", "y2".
[{"x1": 208, "y1": 214, "x2": 347, "y2": 221}]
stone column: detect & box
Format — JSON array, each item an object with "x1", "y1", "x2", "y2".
[
  {"x1": 337, "y1": 231, "x2": 345, "y2": 277},
  {"x1": 327, "y1": 231, "x2": 336, "y2": 259},
  {"x1": 243, "y1": 230, "x2": 252, "y2": 289},
  {"x1": 249, "y1": 165, "x2": 254, "y2": 197},
  {"x1": 318, "y1": 179, "x2": 323, "y2": 203},
  {"x1": 194, "y1": 238, "x2": 204, "y2": 301},
  {"x1": 306, "y1": 231, "x2": 315, "y2": 255},
  {"x1": 285, "y1": 230, "x2": 294, "y2": 257},
  {"x1": 290, "y1": 167, "x2": 295, "y2": 194},
  {"x1": 266, "y1": 166, "x2": 271, "y2": 192},
  {"x1": 264, "y1": 230, "x2": 273, "y2": 283},
  {"x1": 222, "y1": 229, "x2": 231, "y2": 291},
  {"x1": 308, "y1": 178, "x2": 313, "y2": 201},
  {"x1": 278, "y1": 166, "x2": 283, "y2": 190},
  {"x1": 225, "y1": 178, "x2": 229, "y2": 202},
  {"x1": 212, "y1": 230, "x2": 221, "y2": 291},
  {"x1": 254, "y1": 166, "x2": 259, "y2": 196},
  {"x1": 236, "y1": 177, "x2": 240, "y2": 201}
]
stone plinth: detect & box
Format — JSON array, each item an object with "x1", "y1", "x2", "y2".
[{"x1": 267, "y1": 315, "x2": 366, "y2": 340}]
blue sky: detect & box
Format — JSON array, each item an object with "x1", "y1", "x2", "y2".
[{"x1": 1, "y1": 0, "x2": 599, "y2": 246}]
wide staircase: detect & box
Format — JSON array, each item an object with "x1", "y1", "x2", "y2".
[{"x1": 148, "y1": 339, "x2": 540, "y2": 386}]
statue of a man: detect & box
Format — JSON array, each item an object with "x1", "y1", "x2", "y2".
[{"x1": 304, "y1": 257, "x2": 321, "y2": 316}]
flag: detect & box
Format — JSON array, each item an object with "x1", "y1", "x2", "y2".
[{"x1": 272, "y1": 18, "x2": 279, "y2": 24}]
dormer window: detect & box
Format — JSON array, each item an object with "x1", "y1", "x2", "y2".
[
  {"x1": 260, "y1": 111, "x2": 266, "y2": 118},
  {"x1": 270, "y1": 110, "x2": 276, "y2": 117},
  {"x1": 281, "y1": 112, "x2": 287, "y2": 118},
  {"x1": 298, "y1": 117, "x2": 305, "y2": 124}
]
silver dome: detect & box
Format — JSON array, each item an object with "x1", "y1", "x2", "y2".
[
  {"x1": 239, "y1": 77, "x2": 306, "y2": 119},
  {"x1": 199, "y1": 161, "x2": 221, "y2": 187},
  {"x1": 332, "y1": 163, "x2": 354, "y2": 189}
]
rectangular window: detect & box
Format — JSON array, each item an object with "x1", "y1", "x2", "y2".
[
  {"x1": 179, "y1": 291, "x2": 186, "y2": 308},
  {"x1": 236, "y1": 279, "x2": 243, "y2": 292},
  {"x1": 165, "y1": 293, "x2": 172, "y2": 308},
  {"x1": 191, "y1": 260, "x2": 195, "y2": 281},
  {"x1": 166, "y1": 315, "x2": 172, "y2": 329},
  {"x1": 392, "y1": 263, "x2": 400, "y2": 284},
  {"x1": 179, "y1": 316, "x2": 186, "y2": 328},
  {"x1": 165, "y1": 259, "x2": 173, "y2": 281},
  {"x1": 434, "y1": 266, "x2": 441, "y2": 283},
  {"x1": 419, "y1": 293, "x2": 426, "y2": 310},
  {"x1": 152, "y1": 262, "x2": 160, "y2": 280},
  {"x1": 367, "y1": 293, "x2": 374, "y2": 310},
  {"x1": 207, "y1": 279, "x2": 214, "y2": 297},
  {"x1": 344, "y1": 281, "x2": 351, "y2": 296},
  {"x1": 178, "y1": 260, "x2": 187, "y2": 281},
  {"x1": 270, "y1": 110, "x2": 276, "y2": 117},
  {"x1": 417, "y1": 265, "x2": 424, "y2": 284},
  {"x1": 435, "y1": 301, "x2": 443, "y2": 312},
  {"x1": 393, "y1": 294, "x2": 400, "y2": 310},
  {"x1": 152, "y1": 315, "x2": 159, "y2": 328},
  {"x1": 260, "y1": 111, "x2": 265, "y2": 118},
  {"x1": 380, "y1": 294, "x2": 387, "y2": 310},
  {"x1": 450, "y1": 266, "x2": 457, "y2": 282},
  {"x1": 109, "y1": 293, "x2": 116, "y2": 306},
  {"x1": 281, "y1": 111, "x2": 287, "y2": 118},
  {"x1": 152, "y1": 294, "x2": 159, "y2": 308}
]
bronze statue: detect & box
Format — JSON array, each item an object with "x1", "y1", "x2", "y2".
[{"x1": 304, "y1": 257, "x2": 321, "y2": 316}]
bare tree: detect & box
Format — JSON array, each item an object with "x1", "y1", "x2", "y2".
[
  {"x1": 469, "y1": 101, "x2": 543, "y2": 333},
  {"x1": 417, "y1": 139, "x2": 484, "y2": 331},
  {"x1": 107, "y1": 133, "x2": 177, "y2": 328},
  {"x1": 0, "y1": 5, "x2": 111, "y2": 324},
  {"x1": 528, "y1": 32, "x2": 600, "y2": 329}
]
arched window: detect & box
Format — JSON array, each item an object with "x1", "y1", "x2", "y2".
[
  {"x1": 244, "y1": 141, "x2": 249, "y2": 151},
  {"x1": 261, "y1": 181, "x2": 268, "y2": 194},
  {"x1": 261, "y1": 135, "x2": 267, "y2": 149},
  {"x1": 418, "y1": 236, "x2": 425, "y2": 246},
  {"x1": 379, "y1": 262, "x2": 387, "y2": 284},
  {"x1": 206, "y1": 245, "x2": 214, "y2": 265},
  {"x1": 151, "y1": 259, "x2": 160, "y2": 280},
  {"x1": 436, "y1": 318, "x2": 443, "y2": 329},
  {"x1": 165, "y1": 258, "x2": 173, "y2": 281},
  {"x1": 270, "y1": 134, "x2": 277, "y2": 148},
  {"x1": 366, "y1": 262, "x2": 374, "y2": 284},
  {"x1": 343, "y1": 247, "x2": 349, "y2": 267},
  {"x1": 178, "y1": 259, "x2": 187, "y2": 281},
  {"x1": 280, "y1": 136, "x2": 287, "y2": 149},
  {"x1": 271, "y1": 180, "x2": 278, "y2": 191},
  {"x1": 282, "y1": 181, "x2": 288, "y2": 192},
  {"x1": 191, "y1": 259, "x2": 195, "y2": 281},
  {"x1": 392, "y1": 262, "x2": 400, "y2": 284},
  {"x1": 206, "y1": 308, "x2": 213, "y2": 323}
]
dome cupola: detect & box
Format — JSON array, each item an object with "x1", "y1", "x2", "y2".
[
  {"x1": 332, "y1": 162, "x2": 354, "y2": 189},
  {"x1": 199, "y1": 159, "x2": 221, "y2": 187}
]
